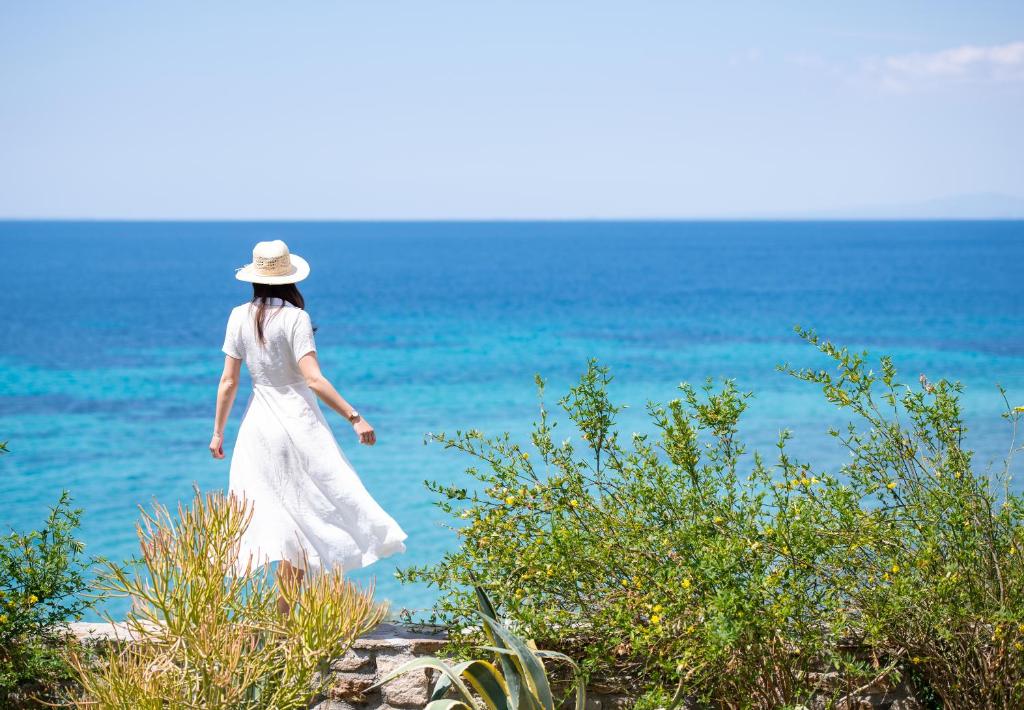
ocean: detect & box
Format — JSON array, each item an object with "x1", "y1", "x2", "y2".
[{"x1": 1, "y1": 220, "x2": 1022, "y2": 619}]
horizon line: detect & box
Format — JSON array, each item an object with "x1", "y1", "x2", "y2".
[{"x1": 2, "y1": 216, "x2": 1024, "y2": 224}]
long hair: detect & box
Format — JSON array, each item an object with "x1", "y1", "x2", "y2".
[{"x1": 251, "y1": 283, "x2": 309, "y2": 344}]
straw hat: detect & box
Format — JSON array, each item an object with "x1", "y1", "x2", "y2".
[{"x1": 235, "y1": 240, "x2": 310, "y2": 284}]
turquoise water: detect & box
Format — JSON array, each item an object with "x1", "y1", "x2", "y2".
[{"x1": 1, "y1": 220, "x2": 1022, "y2": 619}]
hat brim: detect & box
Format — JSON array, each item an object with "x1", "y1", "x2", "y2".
[{"x1": 235, "y1": 254, "x2": 310, "y2": 285}]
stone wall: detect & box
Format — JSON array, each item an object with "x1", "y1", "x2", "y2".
[
  {"x1": 313, "y1": 623, "x2": 447, "y2": 710},
  {"x1": 70, "y1": 622, "x2": 921, "y2": 709}
]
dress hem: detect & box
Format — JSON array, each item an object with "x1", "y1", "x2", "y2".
[{"x1": 233, "y1": 537, "x2": 408, "y2": 576}]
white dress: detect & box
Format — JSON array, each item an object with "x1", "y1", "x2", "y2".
[{"x1": 222, "y1": 298, "x2": 407, "y2": 573}]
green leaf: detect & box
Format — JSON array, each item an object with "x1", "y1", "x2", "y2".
[
  {"x1": 425, "y1": 700, "x2": 475, "y2": 710},
  {"x1": 534, "y1": 651, "x2": 584, "y2": 710},
  {"x1": 475, "y1": 587, "x2": 524, "y2": 710},
  {"x1": 371, "y1": 656, "x2": 477, "y2": 707},
  {"x1": 461, "y1": 659, "x2": 511, "y2": 710},
  {"x1": 481, "y1": 614, "x2": 554, "y2": 710}
]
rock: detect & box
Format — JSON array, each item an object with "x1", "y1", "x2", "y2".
[
  {"x1": 332, "y1": 648, "x2": 374, "y2": 673},
  {"x1": 331, "y1": 671, "x2": 377, "y2": 701},
  {"x1": 354, "y1": 622, "x2": 448, "y2": 655},
  {"x1": 312, "y1": 702, "x2": 362, "y2": 710},
  {"x1": 376, "y1": 651, "x2": 433, "y2": 707}
]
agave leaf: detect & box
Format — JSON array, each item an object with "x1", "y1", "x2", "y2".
[
  {"x1": 480, "y1": 648, "x2": 567, "y2": 710},
  {"x1": 474, "y1": 587, "x2": 524, "y2": 710},
  {"x1": 431, "y1": 659, "x2": 510, "y2": 710},
  {"x1": 463, "y1": 659, "x2": 512, "y2": 710},
  {"x1": 371, "y1": 656, "x2": 476, "y2": 706},
  {"x1": 481, "y1": 614, "x2": 554, "y2": 710},
  {"x1": 425, "y1": 700, "x2": 475, "y2": 710},
  {"x1": 534, "y1": 651, "x2": 585, "y2": 710},
  {"x1": 431, "y1": 670, "x2": 455, "y2": 702},
  {"x1": 474, "y1": 586, "x2": 500, "y2": 623}
]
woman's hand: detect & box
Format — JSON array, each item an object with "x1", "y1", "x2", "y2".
[
  {"x1": 210, "y1": 433, "x2": 225, "y2": 459},
  {"x1": 354, "y1": 419, "x2": 376, "y2": 446}
]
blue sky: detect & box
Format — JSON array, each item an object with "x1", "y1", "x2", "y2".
[{"x1": 1, "y1": 1, "x2": 1022, "y2": 219}]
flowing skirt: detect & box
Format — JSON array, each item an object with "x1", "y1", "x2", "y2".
[{"x1": 228, "y1": 382, "x2": 407, "y2": 573}]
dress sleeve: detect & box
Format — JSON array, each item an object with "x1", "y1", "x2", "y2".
[
  {"x1": 222, "y1": 310, "x2": 244, "y2": 360},
  {"x1": 290, "y1": 310, "x2": 317, "y2": 362}
]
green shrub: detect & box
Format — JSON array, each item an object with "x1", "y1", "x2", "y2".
[
  {"x1": 784, "y1": 330, "x2": 1024, "y2": 707},
  {"x1": 0, "y1": 488, "x2": 97, "y2": 708},
  {"x1": 71, "y1": 489, "x2": 387, "y2": 709},
  {"x1": 400, "y1": 330, "x2": 1024, "y2": 708}
]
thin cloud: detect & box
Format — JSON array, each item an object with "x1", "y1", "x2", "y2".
[{"x1": 866, "y1": 40, "x2": 1024, "y2": 91}]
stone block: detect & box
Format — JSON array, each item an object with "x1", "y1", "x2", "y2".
[
  {"x1": 332, "y1": 648, "x2": 374, "y2": 672},
  {"x1": 331, "y1": 671, "x2": 377, "y2": 701},
  {"x1": 376, "y1": 651, "x2": 433, "y2": 707},
  {"x1": 354, "y1": 622, "x2": 448, "y2": 655}
]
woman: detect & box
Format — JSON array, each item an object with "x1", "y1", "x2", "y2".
[{"x1": 210, "y1": 240, "x2": 407, "y2": 610}]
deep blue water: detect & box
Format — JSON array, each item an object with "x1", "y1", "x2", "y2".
[{"x1": 1, "y1": 221, "x2": 1022, "y2": 619}]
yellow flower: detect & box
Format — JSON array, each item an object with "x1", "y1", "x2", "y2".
[
  {"x1": 887, "y1": 482, "x2": 897, "y2": 490},
  {"x1": 27, "y1": 594, "x2": 38, "y2": 605},
  {"x1": 911, "y1": 656, "x2": 921, "y2": 664},
  {"x1": 0, "y1": 614, "x2": 6, "y2": 624},
  {"x1": 750, "y1": 541, "x2": 762, "y2": 551},
  {"x1": 713, "y1": 516, "x2": 724, "y2": 524},
  {"x1": 810, "y1": 476, "x2": 819, "y2": 484},
  {"x1": 800, "y1": 477, "x2": 810, "y2": 485},
  {"x1": 653, "y1": 604, "x2": 663, "y2": 613},
  {"x1": 569, "y1": 499, "x2": 579, "y2": 508},
  {"x1": 504, "y1": 496, "x2": 515, "y2": 505},
  {"x1": 1014, "y1": 405, "x2": 1024, "y2": 413},
  {"x1": 682, "y1": 578, "x2": 691, "y2": 590},
  {"x1": 650, "y1": 614, "x2": 661, "y2": 624},
  {"x1": 521, "y1": 452, "x2": 530, "y2": 460},
  {"x1": 891, "y1": 564, "x2": 900, "y2": 574}
]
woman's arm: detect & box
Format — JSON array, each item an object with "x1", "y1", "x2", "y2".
[
  {"x1": 298, "y1": 352, "x2": 377, "y2": 445},
  {"x1": 210, "y1": 355, "x2": 242, "y2": 459}
]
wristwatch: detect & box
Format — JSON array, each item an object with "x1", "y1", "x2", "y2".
[{"x1": 347, "y1": 410, "x2": 361, "y2": 423}]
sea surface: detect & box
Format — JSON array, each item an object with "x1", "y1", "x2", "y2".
[{"x1": 1, "y1": 221, "x2": 1022, "y2": 619}]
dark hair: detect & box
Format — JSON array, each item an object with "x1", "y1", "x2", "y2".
[{"x1": 251, "y1": 283, "x2": 312, "y2": 344}]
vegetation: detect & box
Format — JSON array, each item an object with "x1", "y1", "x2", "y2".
[
  {"x1": 377, "y1": 585, "x2": 585, "y2": 710},
  {"x1": 400, "y1": 329, "x2": 1024, "y2": 709},
  {"x1": 70, "y1": 489, "x2": 387, "y2": 709},
  {"x1": 0, "y1": 434, "x2": 97, "y2": 708}
]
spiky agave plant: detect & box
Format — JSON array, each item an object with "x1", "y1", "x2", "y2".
[{"x1": 376, "y1": 586, "x2": 584, "y2": 710}]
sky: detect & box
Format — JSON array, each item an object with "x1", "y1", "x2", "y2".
[{"x1": 1, "y1": 1, "x2": 1022, "y2": 219}]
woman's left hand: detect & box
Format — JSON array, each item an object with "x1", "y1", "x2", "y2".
[
  {"x1": 354, "y1": 419, "x2": 376, "y2": 446},
  {"x1": 209, "y1": 433, "x2": 225, "y2": 459}
]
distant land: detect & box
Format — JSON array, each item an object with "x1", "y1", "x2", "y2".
[{"x1": 782, "y1": 192, "x2": 1024, "y2": 221}]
